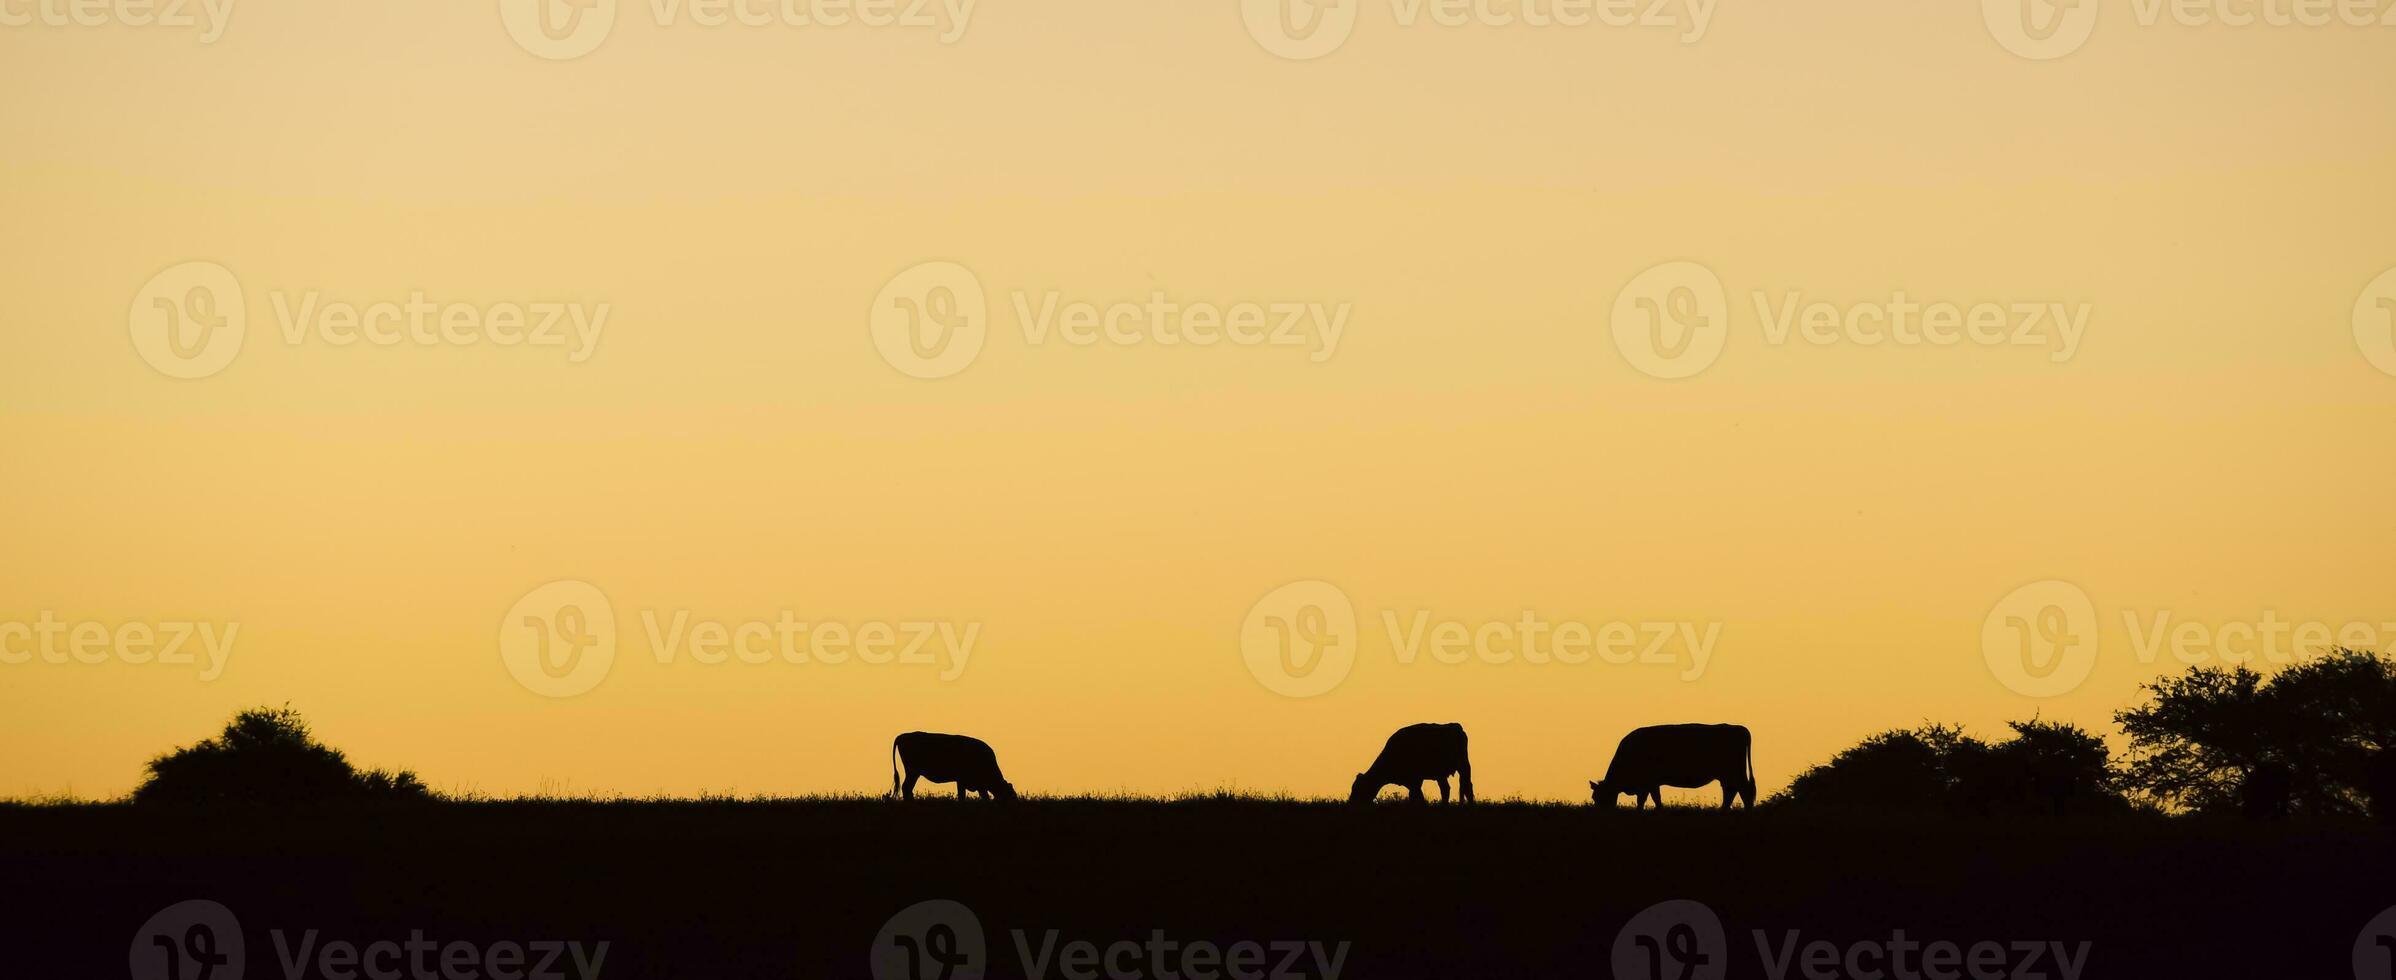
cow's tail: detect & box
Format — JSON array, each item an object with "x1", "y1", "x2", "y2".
[
  {"x1": 890, "y1": 737, "x2": 901, "y2": 799},
  {"x1": 1743, "y1": 732, "x2": 1758, "y2": 808}
]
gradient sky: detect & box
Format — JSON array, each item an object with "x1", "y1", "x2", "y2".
[{"x1": 3, "y1": 0, "x2": 2392, "y2": 801}]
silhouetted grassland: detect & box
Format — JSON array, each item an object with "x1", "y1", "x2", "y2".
[{"x1": 6, "y1": 796, "x2": 2384, "y2": 978}]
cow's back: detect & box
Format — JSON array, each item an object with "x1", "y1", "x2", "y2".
[
  {"x1": 897, "y1": 731, "x2": 999, "y2": 780},
  {"x1": 1370, "y1": 723, "x2": 1468, "y2": 778},
  {"x1": 1605, "y1": 724, "x2": 1749, "y2": 786}
]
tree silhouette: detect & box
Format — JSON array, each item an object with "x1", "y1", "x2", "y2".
[
  {"x1": 2115, "y1": 648, "x2": 2396, "y2": 817},
  {"x1": 133, "y1": 706, "x2": 431, "y2": 806},
  {"x1": 1777, "y1": 724, "x2": 1962, "y2": 812},
  {"x1": 1778, "y1": 720, "x2": 2124, "y2": 815},
  {"x1": 1949, "y1": 719, "x2": 2122, "y2": 816}
]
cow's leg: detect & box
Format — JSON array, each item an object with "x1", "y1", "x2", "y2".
[
  {"x1": 1457, "y1": 764, "x2": 1474, "y2": 803},
  {"x1": 1721, "y1": 782, "x2": 1734, "y2": 810},
  {"x1": 902, "y1": 772, "x2": 920, "y2": 801},
  {"x1": 1435, "y1": 776, "x2": 1451, "y2": 803},
  {"x1": 957, "y1": 784, "x2": 968, "y2": 800},
  {"x1": 1406, "y1": 782, "x2": 1426, "y2": 804}
]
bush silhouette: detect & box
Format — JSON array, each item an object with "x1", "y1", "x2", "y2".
[
  {"x1": 1778, "y1": 720, "x2": 2123, "y2": 815},
  {"x1": 2115, "y1": 648, "x2": 2396, "y2": 817},
  {"x1": 1948, "y1": 719, "x2": 2126, "y2": 816},
  {"x1": 1777, "y1": 724, "x2": 1962, "y2": 812},
  {"x1": 133, "y1": 706, "x2": 431, "y2": 806}
]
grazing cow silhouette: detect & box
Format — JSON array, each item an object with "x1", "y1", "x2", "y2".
[
  {"x1": 1590, "y1": 724, "x2": 1756, "y2": 810},
  {"x1": 1350, "y1": 723, "x2": 1474, "y2": 804},
  {"x1": 892, "y1": 732, "x2": 1017, "y2": 801}
]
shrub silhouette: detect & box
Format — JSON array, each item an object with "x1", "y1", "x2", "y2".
[
  {"x1": 2115, "y1": 648, "x2": 2396, "y2": 817},
  {"x1": 1778, "y1": 720, "x2": 2123, "y2": 815},
  {"x1": 133, "y1": 706, "x2": 431, "y2": 806},
  {"x1": 1777, "y1": 724, "x2": 1961, "y2": 812},
  {"x1": 1948, "y1": 720, "x2": 2125, "y2": 816}
]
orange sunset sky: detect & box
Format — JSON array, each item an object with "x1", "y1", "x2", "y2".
[{"x1": 3, "y1": 0, "x2": 2392, "y2": 801}]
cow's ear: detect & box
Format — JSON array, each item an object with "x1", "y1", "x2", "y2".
[{"x1": 1588, "y1": 781, "x2": 1600, "y2": 790}]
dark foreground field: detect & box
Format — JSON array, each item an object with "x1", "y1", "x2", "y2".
[{"x1": 7, "y1": 798, "x2": 2389, "y2": 979}]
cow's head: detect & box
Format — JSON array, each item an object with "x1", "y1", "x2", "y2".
[
  {"x1": 1348, "y1": 773, "x2": 1378, "y2": 804},
  {"x1": 993, "y1": 781, "x2": 1019, "y2": 802},
  {"x1": 1589, "y1": 780, "x2": 1618, "y2": 807}
]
